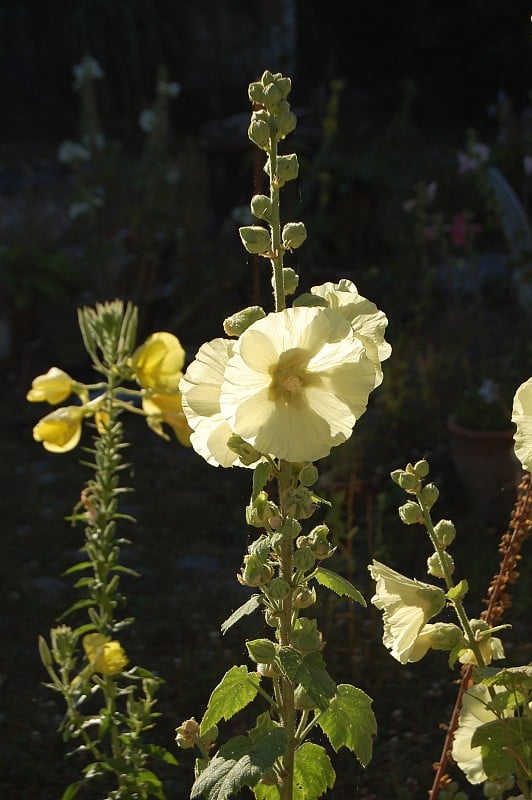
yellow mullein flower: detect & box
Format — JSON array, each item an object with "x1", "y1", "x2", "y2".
[
  {"x1": 180, "y1": 338, "x2": 257, "y2": 467},
  {"x1": 142, "y1": 392, "x2": 192, "y2": 446},
  {"x1": 368, "y1": 560, "x2": 446, "y2": 664},
  {"x1": 219, "y1": 306, "x2": 379, "y2": 463},
  {"x1": 310, "y1": 279, "x2": 391, "y2": 380},
  {"x1": 33, "y1": 406, "x2": 84, "y2": 453},
  {"x1": 26, "y1": 367, "x2": 74, "y2": 404},
  {"x1": 512, "y1": 376, "x2": 532, "y2": 472},
  {"x1": 130, "y1": 331, "x2": 185, "y2": 394},
  {"x1": 82, "y1": 633, "x2": 128, "y2": 676}
]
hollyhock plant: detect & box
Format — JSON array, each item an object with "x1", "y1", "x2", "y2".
[{"x1": 451, "y1": 684, "x2": 500, "y2": 784}]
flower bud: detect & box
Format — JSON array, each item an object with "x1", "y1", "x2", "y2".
[
  {"x1": 263, "y1": 81, "x2": 283, "y2": 110},
  {"x1": 267, "y1": 576, "x2": 291, "y2": 600},
  {"x1": 282, "y1": 222, "x2": 307, "y2": 251},
  {"x1": 280, "y1": 267, "x2": 299, "y2": 295},
  {"x1": 264, "y1": 608, "x2": 280, "y2": 628},
  {"x1": 398, "y1": 500, "x2": 423, "y2": 525},
  {"x1": 414, "y1": 459, "x2": 430, "y2": 477},
  {"x1": 298, "y1": 464, "x2": 319, "y2": 487},
  {"x1": 427, "y1": 550, "x2": 455, "y2": 578},
  {"x1": 248, "y1": 114, "x2": 271, "y2": 150},
  {"x1": 292, "y1": 292, "x2": 329, "y2": 309},
  {"x1": 257, "y1": 661, "x2": 282, "y2": 678},
  {"x1": 293, "y1": 546, "x2": 316, "y2": 572},
  {"x1": 223, "y1": 306, "x2": 266, "y2": 337},
  {"x1": 290, "y1": 618, "x2": 324, "y2": 653},
  {"x1": 426, "y1": 622, "x2": 463, "y2": 651},
  {"x1": 419, "y1": 483, "x2": 439, "y2": 510},
  {"x1": 246, "y1": 638, "x2": 278, "y2": 664},
  {"x1": 434, "y1": 519, "x2": 456, "y2": 547},
  {"x1": 176, "y1": 717, "x2": 200, "y2": 749},
  {"x1": 264, "y1": 153, "x2": 299, "y2": 186},
  {"x1": 226, "y1": 435, "x2": 262, "y2": 465},
  {"x1": 237, "y1": 554, "x2": 273, "y2": 587},
  {"x1": 286, "y1": 486, "x2": 316, "y2": 519},
  {"x1": 248, "y1": 81, "x2": 266, "y2": 105},
  {"x1": 293, "y1": 585, "x2": 317, "y2": 609},
  {"x1": 305, "y1": 525, "x2": 336, "y2": 559},
  {"x1": 239, "y1": 225, "x2": 271, "y2": 255},
  {"x1": 396, "y1": 471, "x2": 420, "y2": 492},
  {"x1": 275, "y1": 107, "x2": 297, "y2": 139},
  {"x1": 250, "y1": 194, "x2": 272, "y2": 221},
  {"x1": 246, "y1": 491, "x2": 279, "y2": 527}
]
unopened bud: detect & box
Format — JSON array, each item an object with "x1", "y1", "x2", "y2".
[
  {"x1": 275, "y1": 108, "x2": 297, "y2": 139},
  {"x1": 250, "y1": 194, "x2": 272, "y2": 221},
  {"x1": 292, "y1": 292, "x2": 329, "y2": 308},
  {"x1": 414, "y1": 459, "x2": 430, "y2": 478},
  {"x1": 398, "y1": 500, "x2": 423, "y2": 525},
  {"x1": 419, "y1": 483, "x2": 439, "y2": 510},
  {"x1": 176, "y1": 717, "x2": 201, "y2": 749},
  {"x1": 290, "y1": 618, "x2": 324, "y2": 653},
  {"x1": 248, "y1": 114, "x2": 271, "y2": 150},
  {"x1": 223, "y1": 307, "x2": 266, "y2": 337},
  {"x1": 293, "y1": 585, "x2": 317, "y2": 608},
  {"x1": 237, "y1": 554, "x2": 273, "y2": 587},
  {"x1": 264, "y1": 153, "x2": 299, "y2": 186},
  {"x1": 239, "y1": 225, "x2": 271, "y2": 255},
  {"x1": 293, "y1": 546, "x2": 316, "y2": 572},
  {"x1": 434, "y1": 519, "x2": 456, "y2": 547},
  {"x1": 427, "y1": 550, "x2": 454, "y2": 578},
  {"x1": 282, "y1": 222, "x2": 307, "y2": 251},
  {"x1": 280, "y1": 267, "x2": 299, "y2": 296},
  {"x1": 246, "y1": 638, "x2": 278, "y2": 664},
  {"x1": 248, "y1": 81, "x2": 266, "y2": 105},
  {"x1": 397, "y1": 471, "x2": 419, "y2": 492},
  {"x1": 267, "y1": 577, "x2": 291, "y2": 600},
  {"x1": 298, "y1": 464, "x2": 318, "y2": 486}
]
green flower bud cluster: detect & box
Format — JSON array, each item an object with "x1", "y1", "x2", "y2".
[
  {"x1": 285, "y1": 485, "x2": 316, "y2": 519},
  {"x1": 297, "y1": 524, "x2": 336, "y2": 560},
  {"x1": 237, "y1": 553, "x2": 274, "y2": 587},
  {"x1": 290, "y1": 618, "x2": 324, "y2": 653}
]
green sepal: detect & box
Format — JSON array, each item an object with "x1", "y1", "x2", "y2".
[
  {"x1": 314, "y1": 567, "x2": 366, "y2": 606},
  {"x1": 292, "y1": 293, "x2": 329, "y2": 308},
  {"x1": 190, "y1": 728, "x2": 286, "y2": 800},
  {"x1": 446, "y1": 579, "x2": 469, "y2": 603},
  {"x1": 221, "y1": 594, "x2": 262, "y2": 635},
  {"x1": 253, "y1": 461, "x2": 274, "y2": 500},
  {"x1": 317, "y1": 684, "x2": 377, "y2": 767},
  {"x1": 200, "y1": 665, "x2": 261, "y2": 736}
]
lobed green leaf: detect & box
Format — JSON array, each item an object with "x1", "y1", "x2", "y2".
[
  {"x1": 317, "y1": 684, "x2": 377, "y2": 767},
  {"x1": 471, "y1": 717, "x2": 532, "y2": 781},
  {"x1": 200, "y1": 665, "x2": 261, "y2": 736},
  {"x1": 278, "y1": 648, "x2": 336, "y2": 710},
  {"x1": 293, "y1": 742, "x2": 335, "y2": 799}
]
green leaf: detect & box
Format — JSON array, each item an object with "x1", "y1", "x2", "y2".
[
  {"x1": 143, "y1": 743, "x2": 179, "y2": 765},
  {"x1": 200, "y1": 665, "x2": 261, "y2": 736},
  {"x1": 293, "y1": 742, "x2": 335, "y2": 799},
  {"x1": 278, "y1": 649, "x2": 336, "y2": 711},
  {"x1": 314, "y1": 568, "x2": 366, "y2": 606},
  {"x1": 471, "y1": 717, "x2": 532, "y2": 781},
  {"x1": 61, "y1": 781, "x2": 84, "y2": 800},
  {"x1": 478, "y1": 665, "x2": 532, "y2": 692},
  {"x1": 446, "y1": 579, "x2": 468, "y2": 603},
  {"x1": 253, "y1": 461, "x2": 273, "y2": 499},
  {"x1": 191, "y1": 728, "x2": 286, "y2": 800},
  {"x1": 63, "y1": 561, "x2": 93, "y2": 576},
  {"x1": 136, "y1": 769, "x2": 165, "y2": 799},
  {"x1": 317, "y1": 684, "x2": 377, "y2": 767},
  {"x1": 58, "y1": 598, "x2": 95, "y2": 620},
  {"x1": 253, "y1": 783, "x2": 279, "y2": 800},
  {"x1": 221, "y1": 594, "x2": 262, "y2": 635}
]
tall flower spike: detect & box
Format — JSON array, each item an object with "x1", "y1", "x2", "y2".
[
  {"x1": 368, "y1": 560, "x2": 446, "y2": 664},
  {"x1": 219, "y1": 306, "x2": 379, "y2": 463}
]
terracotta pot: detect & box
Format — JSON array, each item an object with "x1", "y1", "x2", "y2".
[{"x1": 447, "y1": 416, "x2": 522, "y2": 511}]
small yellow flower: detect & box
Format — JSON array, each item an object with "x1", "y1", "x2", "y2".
[
  {"x1": 130, "y1": 332, "x2": 185, "y2": 394},
  {"x1": 142, "y1": 392, "x2": 192, "y2": 446},
  {"x1": 83, "y1": 633, "x2": 128, "y2": 676},
  {"x1": 27, "y1": 367, "x2": 74, "y2": 405},
  {"x1": 512, "y1": 376, "x2": 532, "y2": 472},
  {"x1": 368, "y1": 560, "x2": 446, "y2": 664},
  {"x1": 33, "y1": 406, "x2": 84, "y2": 453}
]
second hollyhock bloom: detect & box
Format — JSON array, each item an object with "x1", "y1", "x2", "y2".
[
  {"x1": 512, "y1": 377, "x2": 532, "y2": 472},
  {"x1": 368, "y1": 560, "x2": 446, "y2": 664}
]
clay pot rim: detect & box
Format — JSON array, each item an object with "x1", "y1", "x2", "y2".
[{"x1": 447, "y1": 414, "x2": 515, "y2": 440}]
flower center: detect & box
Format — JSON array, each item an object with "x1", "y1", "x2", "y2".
[{"x1": 268, "y1": 348, "x2": 318, "y2": 407}]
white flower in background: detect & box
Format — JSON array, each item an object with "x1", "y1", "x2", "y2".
[
  {"x1": 219, "y1": 306, "x2": 379, "y2": 462},
  {"x1": 368, "y1": 560, "x2": 446, "y2": 664},
  {"x1": 138, "y1": 109, "x2": 158, "y2": 133},
  {"x1": 180, "y1": 339, "x2": 254, "y2": 468},
  {"x1": 478, "y1": 378, "x2": 499, "y2": 404},
  {"x1": 57, "y1": 140, "x2": 90, "y2": 164},
  {"x1": 452, "y1": 684, "x2": 501, "y2": 784},
  {"x1": 73, "y1": 55, "x2": 104, "y2": 90},
  {"x1": 310, "y1": 279, "x2": 391, "y2": 380},
  {"x1": 512, "y1": 377, "x2": 532, "y2": 472},
  {"x1": 157, "y1": 80, "x2": 181, "y2": 97},
  {"x1": 457, "y1": 142, "x2": 490, "y2": 175}
]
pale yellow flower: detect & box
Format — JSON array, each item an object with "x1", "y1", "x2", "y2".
[
  {"x1": 458, "y1": 619, "x2": 505, "y2": 666},
  {"x1": 27, "y1": 367, "x2": 74, "y2": 405},
  {"x1": 142, "y1": 392, "x2": 192, "y2": 446},
  {"x1": 83, "y1": 633, "x2": 128, "y2": 676},
  {"x1": 452, "y1": 684, "x2": 501, "y2": 784},
  {"x1": 219, "y1": 306, "x2": 379, "y2": 462},
  {"x1": 180, "y1": 339, "x2": 254, "y2": 467},
  {"x1": 310, "y1": 279, "x2": 391, "y2": 381},
  {"x1": 368, "y1": 560, "x2": 446, "y2": 664},
  {"x1": 130, "y1": 332, "x2": 185, "y2": 394},
  {"x1": 512, "y1": 377, "x2": 532, "y2": 472},
  {"x1": 33, "y1": 406, "x2": 84, "y2": 453}
]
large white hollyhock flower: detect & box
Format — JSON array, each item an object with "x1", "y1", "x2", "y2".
[
  {"x1": 180, "y1": 339, "x2": 254, "y2": 468},
  {"x1": 310, "y1": 279, "x2": 391, "y2": 383},
  {"x1": 512, "y1": 377, "x2": 532, "y2": 472},
  {"x1": 368, "y1": 560, "x2": 446, "y2": 664},
  {"x1": 219, "y1": 306, "x2": 379, "y2": 463},
  {"x1": 452, "y1": 684, "x2": 503, "y2": 784}
]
